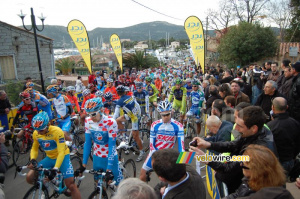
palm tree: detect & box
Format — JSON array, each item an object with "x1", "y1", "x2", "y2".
[
  {"x1": 55, "y1": 57, "x2": 75, "y2": 75},
  {"x1": 123, "y1": 50, "x2": 159, "y2": 70}
]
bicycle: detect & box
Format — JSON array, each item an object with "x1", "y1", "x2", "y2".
[
  {"x1": 183, "y1": 114, "x2": 197, "y2": 151},
  {"x1": 16, "y1": 165, "x2": 72, "y2": 199},
  {"x1": 69, "y1": 114, "x2": 85, "y2": 157}
]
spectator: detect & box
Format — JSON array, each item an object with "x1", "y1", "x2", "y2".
[
  {"x1": 88, "y1": 70, "x2": 96, "y2": 84},
  {"x1": 277, "y1": 59, "x2": 291, "y2": 90},
  {"x1": 230, "y1": 79, "x2": 250, "y2": 106},
  {"x1": 267, "y1": 62, "x2": 280, "y2": 82},
  {"x1": 205, "y1": 85, "x2": 222, "y2": 114},
  {"x1": 267, "y1": 97, "x2": 300, "y2": 175},
  {"x1": 288, "y1": 61, "x2": 300, "y2": 121},
  {"x1": 278, "y1": 66, "x2": 294, "y2": 100},
  {"x1": 152, "y1": 149, "x2": 206, "y2": 199},
  {"x1": 219, "y1": 70, "x2": 234, "y2": 84},
  {"x1": 23, "y1": 77, "x2": 32, "y2": 90},
  {"x1": 0, "y1": 91, "x2": 11, "y2": 132},
  {"x1": 56, "y1": 79, "x2": 65, "y2": 89},
  {"x1": 224, "y1": 95, "x2": 236, "y2": 108},
  {"x1": 0, "y1": 133, "x2": 8, "y2": 199},
  {"x1": 218, "y1": 83, "x2": 232, "y2": 99},
  {"x1": 255, "y1": 80, "x2": 285, "y2": 121},
  {"x1": 241, "y1": 187, "x2": 294, "y2": 199},
  {"x1": 75, "y1": 76, "x2": 85, "y2": 93},
  {"x1": 264, "y1": 61, "x2": 272, "y2": 77},
  {"x1": 202, "y1": 80, "x2": 210, "y2": 100},
  {"x1": 112, "y1": 178, "x2": 157, "y2": 199},
  {"x1": 241, "y1": 76, "x2": 252, "y2": 101},
  {"x1": 231, "y1": 102, "x2": 252, "y2": 140},
  {"x1": 50, "y1": 78, "x2": 57, "y2": 85},
  {"x1": 211, "y1": 99, "x2": 235, "y2": 123},
  {"x1": 204, "y1": 115, "x2": 233, "y2": 148},
  {"x1": 191, "y1": 106, "x2": 277, "y2": 194},
  {"x1": 223, "y1": 145, "x2": 288, "y2": 199}
]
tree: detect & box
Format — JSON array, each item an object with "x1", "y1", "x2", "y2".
[
  {"x1": 123, "y1": 50, "x2": 159, "y2": 70},
  {"x1": 286, "y1": 0, "x2": 300, "y2": 42},
  {"x1": 55, "y1": 57, "x2": 75, "y2": 75},
  {"x1": 78, "y1": 56, "x2": 100, "y2": 69},
  {"x1": 218, "y1": 22, "x2": 277, "y2": 67}
]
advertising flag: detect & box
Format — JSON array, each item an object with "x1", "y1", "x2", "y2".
[
  {"x1": 184, "y1": 16, "x2": 205, "y2": 72},
  {"x1": 110, "y1": 34, "x2": 123, "y2": 72},
  {"x1": 67, "y1": 20, "x2": 92, "y2": 74}
]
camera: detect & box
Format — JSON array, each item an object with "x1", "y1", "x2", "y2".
[{"x1": 189, "y1": 140, "x2": 197, "y2": 147}]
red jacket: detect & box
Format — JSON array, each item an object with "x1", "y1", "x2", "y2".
[{"x1": 88, "y1": 74, "x2": 96, "y2": 84}]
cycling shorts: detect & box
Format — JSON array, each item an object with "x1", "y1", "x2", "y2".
[
  {"x1": 38, "y1": 154, "x2": 73, "y2": 179},
  {"x1": 142, "y1": 151, "x2": 154, "y2": 171},
  {"x1": 93, "y1": 155, "x2": 123, "y2": 185},
  {"x1": 124, "y1": 114, "x2": 139, "y2": 131},
  {"x1": 57, "y1": 117, "x2": 71, "y2": 132},
  {"x1": 172, "y1": 99, "x2": 186, "y2": 114}
]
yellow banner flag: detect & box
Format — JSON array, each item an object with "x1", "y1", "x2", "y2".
[
  {"x1": 184, "y1": 16, "x2": 205, "y2": 73},
  {"x1": 67, "y1": 20, "x2": 92, "y2": 74},
  {"x1": 110, "y1": 34, "x2": 123, "y2": 72}
]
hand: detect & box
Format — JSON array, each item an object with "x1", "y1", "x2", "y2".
[
  {"x1": 5, "y1": 108, "x2": 9, "y2": 114},
  {"x1": 75, "y1": 165, "x2": 86, "y2": 177},
  {"x1": 296, "y1": 178, "x2": 300, "y2": 189},
  {"x1": 46, "y1": 168, "x2": 58, "y2": 181},
  {"x1": 105, "y1": 170, "x2": 114, "y2": 184},
  {"x1": 0, "y1": 133, "x2": 5, "y2": 144},
  {"x1": 192, "y1": 137, "x2": 211, "y2": 149},
  {"x1": 160, "y1": 186, "x2": 166, "y2": 196},
  {"x1": 27, "y1": 159, "x2": 38, "y2": 170}
]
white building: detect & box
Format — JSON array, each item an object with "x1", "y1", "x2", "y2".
[{"x1": 171, "y1": 41, "x2": 180, "y2": 49}]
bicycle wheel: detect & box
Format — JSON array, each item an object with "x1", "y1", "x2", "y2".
[
  {"x1": 7, "y1": 150, "x2": 14, "y2": 168},
  {"x1": 71, "y1": 156, "x2": 82, "y2": 170},
  {"x1": 123, "y1": 159, "x2": 136, "y2": 178},
  {"x1": 23, "y1": 185, "x2": 49, "y2": 199},
  {"x1": 184, "y1": 124, "x2": 197, "y2": 151},
  {"x1": 12, "y1": 139, "x2": 30, "y2": 167},
  {"x1": 74, "y1": 136, "x2": 84, "y2": 156},
  {"x1": 88, "y1": 188, "x2": 108, "y2": 199},
  {"x1": 139, "y1": 129, "x2": 150, "y2": 152}
]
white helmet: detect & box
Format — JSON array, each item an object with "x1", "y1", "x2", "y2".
[
  {"x1": 82, "y1": 89, "x2": 91, "y2": 97},
  {"x1": 66, "y1": 86, "x2": 75, "y2": 92}
]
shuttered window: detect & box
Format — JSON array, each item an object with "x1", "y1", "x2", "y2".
[{"x1": 0, "y1": 56, "x2": 16, "y2": 80}]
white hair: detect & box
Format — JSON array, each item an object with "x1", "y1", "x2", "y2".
[
  {"x1": 112, "y1": 178, "x2": 157, "y2": 199},
  {"x1": 51, "y1": 79, "x2": 57, "y2": 84},
  {"x1": 206, "y1": 115, "x2": 221, "y2": 127}
]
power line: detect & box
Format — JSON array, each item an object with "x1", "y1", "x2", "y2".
[{"x1": 131, "y1": 0, "x2": 183, "y2": 21}]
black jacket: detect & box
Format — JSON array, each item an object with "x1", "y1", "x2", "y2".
[
  {"x1": 207, "y1": 127, "x2": 277, "y2": 193},
  {"x1": 0, "y1": 98, "x2": 11, "y2": 115},
  {"x1": 154, "y1": 165, "x2": 206, "y2": 199},
  {"x1": 205, "y1": 94, "x2": 222, "y2": 114},
  {"x1": 289, "y1": 73, "x2": 300, "y2": 122},
  {"x1": 267, "y1": 112, "x2": 300, "y2": 162},
  {"x1": 255, "y1": 90, "x2": 285, "y2": 120},
  {"x1": 219, "y1": 76, "x2": 234, "y2": 84},
  {"x1": 224, "y1": 177, "x2": 255, "y2": 199},
  {"x1": 238, "y1": 187, "x2": 294, "y2": 199}
]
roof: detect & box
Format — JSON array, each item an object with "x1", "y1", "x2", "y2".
[
  {"x1": 0, "y1": 20, "x2": 53, "y2": 41},
  {"x1": 279, "y1": 42, "x2": 300, "y2": 56}
]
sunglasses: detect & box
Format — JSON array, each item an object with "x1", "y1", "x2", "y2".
[
  {"x1": 136, "y1": 87, "x2": 142, "y2": 89},
  {"x1": 161, "y1": 113, "x2": 171, "y2": 117},
  {"x1": 240, "y1": 162, "x2": 250, "y2": 170},
  {"x1": 23, "y1": 98, "x2": 31, "y2": 101},
  {"x1": 89, "y1": 112, "x2": 98, "y2": 117},
  {"x1": 192, "y1": 85, "x2": 198, "y2": 87}
]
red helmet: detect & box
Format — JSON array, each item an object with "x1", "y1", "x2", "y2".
[{"x1": 19, "y1": 92, "x2": 30, "y2": 98}]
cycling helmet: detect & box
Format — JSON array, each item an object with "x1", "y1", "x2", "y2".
[
  {"x1": 82, "y1": 89, "x2": 91, "y2": 97},
  {"x1": 116, "y1": 85, "x2": 125, "y2": 92},
  {"x1": 124, "y1": 86, "x2": 130, "y2": 92},
  {"x1": 175, "y1": 78, "x2": 182, "y2": 85},
  {"x1": 104, "y1": 92, "x2": 113, "y2": 101},
  {"x1": 145, "y1": 77, "x2": 152, "y2": 82},
  {"x1": 26, "y1": 82, "x2": 34, "y2": 88},
  {"x1": 95, "y1": 91, "x2": 103, "y2": 97},
  {"x1": 24, "y1": 88, "x2": 33, "y2": 94},
  {"x1": 185, "y1": 78, "x2": 191, "y2": 83},
  {"x1": 157, "y1": 100, "x2": 172, "y2": 113},
  {"x1": 107, "y1": 78, "x2": 113, "y2": 83},
  {"x1": 66, "y1": 86, "x2": 75, "y2": 92},
  {"x1": 46, "y1": 85, "x2": 59, "y2": 93},
  {"x1": 32, "y1": 111, "x2": 49, "y2": 131},
  {"x1": 19, "y1": 92, "x2": 30, "y2": 99},
  {"x1": 192, "y1": 79, "x2": 200, "y2": 85},
  {"x1": 135, "y1": 82, "x2": 143, "y2": 88},
  {"x1": 84, "y1": 98, "x2": 103, "y2": 113}
]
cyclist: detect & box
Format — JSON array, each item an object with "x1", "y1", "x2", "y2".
[
  {"x1": 46, "y1": 85, "x2": 72, "y2": 141},
  {"x1": 27, "y1": 111, "x2": 81, "y2": 199},
  {"x1": 186, "y1": 80, "x2": 205, "y2": 135},
  {"x1": 24, "y1": 88, "x2": 53, "y2": 120},
  {"x1": 133, "y1": 82, "x2": 150, "y2": 121},
  {"x1": 77, "y1": 98, "x2": 123, "y2": 185},
  {"x1": 95, "y1": 90, "x2": 105, "y2": 103},
  {"x1": 80, "y1": 89, "x2": 96, "y2": 124},
  {"x1": 25, "y1": 82, "x2": 40, "y2": 94},
  {"x1": 161, "y1": 77, "x2": 170, "y2": 101},
  {"x1": 103, "y1": 92, "x2": 117, "y2": 116},
  {"x1": 113, "y1": 85, "x2": 145, "y2": 162},
  {"x1": 11, "y1": 92, "x2": 38, "y2": 138},
  {"x1": 88, "y1": 83, "x2": 97, "y2": 95},
  {"x1": 145, "y1": 77, "x2": 159, "y2": 116},
  {"x1": 115, "y1": 74, "x2": 126, "y2": 87},
  {"x1": 154, "y1": 75, "x2": 162, "y2": 94},
  {"x1": 66, "y1": 86, "x2": 80, "y2": 115},
  {"x1": 104, "y1": 78, "x2": 119, "y2": 101},
  {"x1": 168, "y1": 78, "x2": 187, "y2": 124},
  {"x1": 139, "y1": 100, "x2": 185, "y2": 182}
]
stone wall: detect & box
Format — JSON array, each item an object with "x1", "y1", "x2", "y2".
[{"x1": 0, "y1": 21, "x2": 55, "y2": 81}]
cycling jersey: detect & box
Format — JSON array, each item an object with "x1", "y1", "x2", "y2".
[
  {"x1": 66, "y1": 94, "x2": 80, "y2": 114},
  {"x1": 184, "y1": 84, "x2": 193, "y2": 97},
  {"x1": 31, "y1": 125, "x2": 70, "y2": 169},
  {"x1": 146, "y1": 84, "x2": 159, "y2": 103},
  {"x1": 169, "y1": 86, "x2": 187, "y2": 101},
  {"x1": 103, "y1": 101, "x2": 117, "y2": 116},
  {"x1": 33, "y1": 93, "x2": 53, "y2": 120},
  {"x1": 113, "y1": 95, "x2": 141, "y2": 123},
  {"x1": 53, "y1": 94, "x2": 71, "y2": 118},
  {"x1": 154, "y1": 78, "x2": 162, "y2": 91},
  {"x1": 187, "y1": 90, "x2": 205, "y2": 117},
  {"x1": 13, "y1": 102, "x2": 38, "y2": 129},
  {"x1": 142, "y1": 118, "x2": 185, "y2": 171},
  {"x1": 104, "y1": 86, "x2": 119, "y2": 101},
  {"x1": 133, "y1": 90, "x2": 149, "y2": 114}
]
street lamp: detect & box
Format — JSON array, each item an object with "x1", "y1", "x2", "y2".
[{"x1": 18, "y1": 8, "x2": 46, "y2": 94}]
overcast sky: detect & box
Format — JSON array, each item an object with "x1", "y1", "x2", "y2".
[{"x1": 1, "y1": 0, "x2": 221, "y2": 30}]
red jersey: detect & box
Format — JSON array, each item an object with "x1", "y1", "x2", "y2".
[
  {"x1": 67, "y1": 95, "x2": 80, "y2": 114},
  {"x1": 104, "y1": 86, "x2": 119, "y2": 101}
]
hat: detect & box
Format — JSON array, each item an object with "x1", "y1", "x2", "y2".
[{"x1": 292, "y1": 61, "x2": 300, "y2": 72}]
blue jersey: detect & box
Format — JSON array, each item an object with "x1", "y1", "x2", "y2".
[
  {"x1": 113, "y1": 95, "x2": 140, "y2": 122},
  {"x1": 184, "y1": 84, "x2": 193, "y2": 97},
  {"x1": 190, "y1": 90, "x2": 205, "y2": 108},
  {"x1": 133, "y1": 90, "x2": 148, "y2": 107}
]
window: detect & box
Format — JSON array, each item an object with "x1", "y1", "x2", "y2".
[{"x1": 0, "y1": 56, "x2": 16, "y2": 81}]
